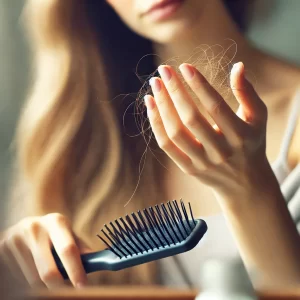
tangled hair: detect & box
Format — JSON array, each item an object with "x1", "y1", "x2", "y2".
[{"x1": 12, "y1": 0, "x2": 251, "y2": 285}]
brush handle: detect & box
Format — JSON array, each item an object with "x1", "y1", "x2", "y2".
[{"x1": 52, "y1": 248, "x2": 116, "y2": 280}]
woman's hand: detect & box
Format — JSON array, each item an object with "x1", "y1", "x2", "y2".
[
  {"x1": 0, "y1": 213, "x2": 91, "y2": 289},
  {"x1": 145, "y1": 62, "x2": 300, "y2": 286},
  {"x1": 145, "y1": 62, "x2": 269, "y2": 198}
]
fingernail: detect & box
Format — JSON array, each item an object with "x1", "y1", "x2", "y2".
[
  {"x1": 149, "y1": 77, "x2": 161, "y2": 92},
  {"x1": 232, "y1": 62, "x2": 244, "y2": 73},
  {"x1": 179, "y1": 64, "x2": 194, "y2": 79},
  {"x1": 232, "y1": 63, "x2": 239, "y2": 71},
  {"x1": 158, "y1": 65, "x2": 172, "y2": 82},
  {"x1": 144, "y1": 95, "x2": 155, "y2": 110}
]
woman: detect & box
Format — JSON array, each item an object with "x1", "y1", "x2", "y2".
[{"x1": 1, "y1": 0, "x2": 300, "y2": 290}]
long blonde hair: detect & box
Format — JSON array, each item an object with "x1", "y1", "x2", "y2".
[{"x1": 15, "y1": 0, "x2": 163, "y2": 285}]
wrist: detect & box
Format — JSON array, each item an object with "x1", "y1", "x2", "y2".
[{"x1": 214, "y1": 155, "x2": 282, "y2": 212}]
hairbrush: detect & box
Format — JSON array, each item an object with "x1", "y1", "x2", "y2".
[{"x1": 53, "y1": 199, "x2": 207, "y2": 279}]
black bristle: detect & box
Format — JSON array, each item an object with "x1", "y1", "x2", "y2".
[
  {"x1": 101, "y1": 228, "x2": 128, "y2": 257},
  {"x1": 155, "y1": 205, "x2": 176, "y2": 245},
  {"x1": 161, "y1": 203, "x2": 181, "y2": 243},
  {"x1": 189, "y1": 202, "x2": 196, "y2": 225},
  {"x1": 98, "y1": 200, "x2": 198, "y2": 258},
  {"x1": 97, "y1": 234, "x2": 121, "y2": 258},
  {"x1": 172, "y1": 200, "x2": 189, "y2": 236},
  {"x1": 180, "y1": 199, "x2": 192, "y2": 230},
  {"x1": 125, "y1": 215, "x2": 149, "y2": 252},
  {"x1": 109, "y1": 222, "x2": 136, "y2": 255},
  {"x1": 143, "y1": 209, "x2": 166, "y2": 248},
  {"x1": 149, "y1": 207, "x2": 170, "y2": 246},
  {"x1": 130, "y1": 213, "x2": 152, "y2": 251},
  {"x1": 137, "y1": 210, "x2": 159, "y2": 249},
  {"x1": 167, "y1": 201, "x2": 186, "y2": 240},
  {"x1": 117, "y1": 218, "x2": 144, "y2": 253},
  {"x1": 105, "y1": 224, "x2": 132, "y2": 256}
]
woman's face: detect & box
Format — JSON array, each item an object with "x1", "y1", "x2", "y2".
[{"x1": 106, "y1": 0, "x2": 204, "y2": 44}]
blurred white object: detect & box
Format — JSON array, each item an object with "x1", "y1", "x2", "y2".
[{"x1": 195, "y1": 258, "x2": 257, "y2": 300}]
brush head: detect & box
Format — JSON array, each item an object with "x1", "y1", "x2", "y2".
[{"x1": 96, "y1": 199, "x2": 207, "y2": 269}]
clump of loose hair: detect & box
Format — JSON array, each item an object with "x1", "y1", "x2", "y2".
[{"x1": 122, "y1": 42, "x2": 241, "y2": 207}]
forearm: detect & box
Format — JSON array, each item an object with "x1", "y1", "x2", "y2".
[{"x1": 215, "y1": 161, "x2": 300, "y2": 287}]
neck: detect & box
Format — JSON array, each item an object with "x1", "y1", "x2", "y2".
[{"x1": 153, "y1": 0, "x2": 256, "y2": 68}]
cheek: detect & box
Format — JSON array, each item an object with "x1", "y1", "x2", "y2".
[
  {"x1": 106, "y1": 0, "x2": 135, "y2": 18},
  {"x1": 107, "y1": 0, "x2": 142, "y2": 33}
]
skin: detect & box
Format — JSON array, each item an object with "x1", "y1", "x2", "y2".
[
  {"x1": 146, "y1": 62, "x2": 300, "y2": 285},
  {"x1": 108, "y1": 0, "x2": 300, "y2": 286},
  {"x1": 0, "y1": 213, "x2": 91, "y2": 288},
  {"x1": 1, "y1": 0, "x2": 300, "y2": 289}
]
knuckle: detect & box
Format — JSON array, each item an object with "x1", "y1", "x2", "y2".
[
  {"x1": 59, "y1": 243, "x2": 78, "y2": 258},
  {"x1": 4, "y1": 234, "x2": 16, "y2": 249},
  {"x1": 155, "y1": 95, "x2": 164, "y2": 106},
  {"x1": 209, "y1": 98, "x2": 224, "y2": 115},
  {"x1": 232, "y1": 137, "x2": 246, "y2": 150},
  {"x1": 158, "y1": 139, "x2": 173, "y2": 151},
  {"x1": 23, "y1": 219, "x2": 41, "y2": 237},
  {"x1": 152, "y1": 114, "x2": 163, "y2": 128},
  {"x1": 214, "y1": 155, "x2": 228, "y2": 166},
  {"x1": 168, "y1": 83, "x2": 180, "y2": 94},
  {"x1": 3, "y1": 228, "x2": 23, "y2": 250},
  {"x1": 185, "y1": 167, "x2": 198, "y2": 176},
  {"x1": 29, "y1": 276, "x2": 44, "y2": 287},
  {"x1": 184, "y1": 114, "x2": 200, "y2": 128},
  {"x1": 185, "y1": 169, "x2": 195, "y2": 176},
  {"x1": 47, "y1": 213, "x2": 68, "y2": 226},
  {"x1": 169, "y1": 127, "x2": 184, "y2": 143},
  {"x1": 210, "y1": 152, "x2": 224, "y2": 165},
  {"x1": 193, "y1": 75, "x2": 208, "y2": 91},
  {"x1": 10, "y1": 234, "x2": 23, "y2": 249},
  {"x1": 40, "y1": 267, "x2": 61, "y2": 283},
  {"x1": 181, "y1": 161, "x2": 198, "y2": 176}
]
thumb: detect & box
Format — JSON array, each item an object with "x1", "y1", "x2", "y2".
[{"x1": 230, "y1": 62, "x2": 267, "y2": 125}]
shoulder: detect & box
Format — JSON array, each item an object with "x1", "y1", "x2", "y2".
[
  {"x1": 256, "y1": 52, "x2": 300, "y2": 168},
  {"x1": 264, "y1": 54, "x2": 300, "y2": 97},
  {"x1": 255, "y1": 51, "x2": 300, "y2": 112},
  {"x1": 276, "y1": 61, "x2": 300, "y2": 168}
]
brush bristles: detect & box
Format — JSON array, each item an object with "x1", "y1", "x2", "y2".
[{"x1": 97, "y1": 199, "x2": 196, "y2": 258}]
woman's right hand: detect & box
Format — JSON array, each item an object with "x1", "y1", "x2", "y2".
[{"x1": 0, "y1": 213, "x2": 91, "y2": 289}]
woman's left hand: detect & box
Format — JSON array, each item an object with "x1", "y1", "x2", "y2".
[{"x1": 145, "y1": 62, "x2": 269, "y2": 197}]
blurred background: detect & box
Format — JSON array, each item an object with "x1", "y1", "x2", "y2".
[{"x1": 0, "y1": 0, "x2": 300, "y2": 228}]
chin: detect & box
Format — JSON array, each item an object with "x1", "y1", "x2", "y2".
[{"x1": 145, "y1": 19, "x2": 192, "y2": 44}]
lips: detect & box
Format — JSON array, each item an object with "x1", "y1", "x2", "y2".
[{"x1": 143, "y1": 0, "x2": 185, "y2": 22}]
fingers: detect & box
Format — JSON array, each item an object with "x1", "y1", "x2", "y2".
[
  {"x1": 7, "y1": 235, "x2": 46, "y2": 288},
  {"x1": 179, "y1": 63, "x2": 243, "y2": 137},
  {"x1": 144, "y1": 94, "x2": 196, "y2": 174},
  {"x1": 1, "y1": 214, "x2": 88, "y2": 290},
  {"x1": 0, "y1": 236, "x2": 29, "y2": 288},
  {"x1": 43, "y1": 214, "x2": 87, "y2": 288},
  {"x1": 31, "y1": 241, "x2": 66, "y2": 289},
  {"x1": 230, "y1": 62, "x2": 267, "y2": 125},
  {"x1": 158, "y1": 65, "x2": 228, "y2": 161},
  {"x1": 149, "y1": 76, "x2": 207, "y2": 163},
  {"x1": 23, "y1": 218, "x2": 64, "y2": 289}
]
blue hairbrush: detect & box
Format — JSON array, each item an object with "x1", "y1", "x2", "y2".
[{"x1": 53, "y1": 199, "x2": 207, "y2": 279}]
